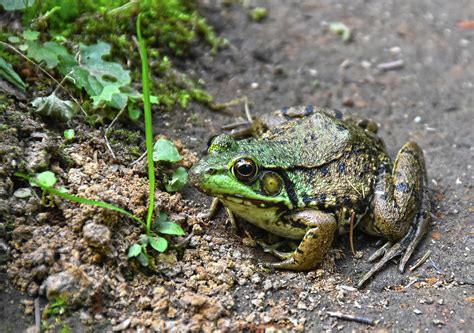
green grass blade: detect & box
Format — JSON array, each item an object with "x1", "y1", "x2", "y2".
[
  {"x1": 136, "y1": 14, "x2": 156, "y2": 236},
  {"x1": 15, "y1": 173, "x2": 144, "y2": 226}
]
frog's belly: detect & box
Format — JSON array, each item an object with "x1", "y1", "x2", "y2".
[{"x1": 220, "y1": 199, "x2": 306, "y2": 240}]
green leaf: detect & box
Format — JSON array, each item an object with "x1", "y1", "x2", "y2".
[
  {"x1": 57, "y1": 42, "x2": 132, "y2": 110},
  {"x1": 153, "y1": 139, "x2": 182, "y2": 163},
  {"x1": 164, "y1": 167, "x2": 188, "y2": 192},
  {"x1": 137, "y1": 252, "x2": 149, "y2": 266},
  {"x1": 249, "y1": 7, "x2": 268, "y2": 22},
  {"x1": 157, "y1": 221, "x2": 185, "y2": 236},
  {"x1": 31, "y1": 93, "x2": 76, "y2": 121},
  {"x1": 154, "y1": 211, "x2": 185, "y2": 236},
  {"x1": 63, "y1": 129, "x2": 75, "y2": 140},
  {"x1": 0, "y1": 57, "x2": 26, "y2": 90},
  {"x1": 127, "y1": 104, "x2": 141, "y2": 121},
  {"x1": 155, "y1": 211, "x2": 168, "y2": 225},
  {"x1": 8, "y1": 36, "x2": 20, "y2": 43},
  {"x1": 27, "y1": 41, "x2": 68, "y2": 69},
  {"x1": 127, "y1": 243, "x2": 142, "y2": 257},
  {"x1": 22, "y1": 30, "x2": 39, "y2": 41},
  {"x1": 34, "y1": 171, "x2": 57, "y2": 187},
  {"x1": 329, "y1": 22, "x2": 352, "y2": 43},
  {"x1": 149, "y1": 235, "x2": 168, "y2": 252},
  {"x1": 0, "y1": 0, "x2": 35, "y2": 11}
]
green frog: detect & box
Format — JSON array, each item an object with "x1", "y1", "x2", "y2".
[{"x1": 190, "y1": 106, "x2": 430, "y2": 287}]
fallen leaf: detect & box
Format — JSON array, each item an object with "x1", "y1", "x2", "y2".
[
  {"x1": 431, "y1": 230, "x2": 441, "y2": 241},
  {"x1": 31, "y1": 93, "x2": 76, "y2": 121},
  {"x1": 458, "y1": 21, "x2": 474, "y2": 29}
]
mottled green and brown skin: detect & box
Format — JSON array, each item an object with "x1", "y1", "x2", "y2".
[{"x1": 190, "y1": 106, "x2": 430, "y2": 287}]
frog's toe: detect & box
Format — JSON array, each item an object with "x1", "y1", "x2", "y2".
[
  {"x1": 357, "y1": 242, "x2": 404, "y2": 288},
  {"x1": 398, "y1": 200, "x2": 431, "y2": 272},
  {"x1": 367, "y1": 242, "x2": 393, "y2": 262},
  {"x1": 257, "y1": 240, "x2": 294, "y2": 260}
]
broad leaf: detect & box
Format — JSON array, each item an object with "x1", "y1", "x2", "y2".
[
  {"x1": 58, "y1": 42, "x2": 131, "y2": 110},
  {"x1": 22, "y1": 30, "x2": 39, "y2": 41},
  {"x1": 165, "y1": 167, "x2": 188, "y2": 192},
  {"x1": 127, "y1": 243, "x2": 142, "y2": 258},
  {"x1": 64, "y1": 129, "x2": 75, "y2": 140},
  {"x1": 34, "y1": 171, "x2": 57, "y2": 187},
  {"x1": 27, "y1": 41, "x2": 68, "y2": 69},
  {"x1": 153, "y1": 139, "x2": 182, "y2": 163},
  {"x1": 137, "y1": 252, "x2": 149, "y2": 266},
  {"x1": 157, "y1": 221, "x2": 185, "y2": 236},
  {"x1": 0, "y1": 0, "x2": 35, "y2": 11},
  {"x1": 31, "y1": 93, "x2": 76, "y2": 121},
  {"x1": 149, "y1": 235, "x2": 168, "y2": 252}
]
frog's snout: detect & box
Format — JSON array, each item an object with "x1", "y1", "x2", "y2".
[{"x1": 189, "y1": 162, "x2": 217, "y2": 188}]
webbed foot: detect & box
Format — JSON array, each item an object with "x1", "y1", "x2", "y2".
[
  {"x1": 263, "y1": 210, "x2": 337, "y2": 271},
  {"x1": 357, "y1": 188, "x2": 431, "y2": 288},
  {"x1": 257, "y1": 240, "x2": 297, "y2": 260}
]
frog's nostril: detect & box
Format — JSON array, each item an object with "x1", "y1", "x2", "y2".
[{"x1": 208, "y1": 168, "x2": 216, "y2": 175}]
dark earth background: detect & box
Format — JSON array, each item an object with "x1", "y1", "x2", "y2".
[{"x1": 1, "y1": 0, "x2": 473, "y2": 331}]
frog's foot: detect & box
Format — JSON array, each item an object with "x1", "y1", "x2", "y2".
[
  {"x1": 357, "y1": 188, "x2": 431, "y2": 288},
  {"x1": 257, "y1": 240, "x2": 296, "y2": 260},
  {"x1": 206, "y1": 198, "x2": 238, "y2": 231},
  {"x1": 264, "y1": 210, "x2": 337, "y2": 271}
]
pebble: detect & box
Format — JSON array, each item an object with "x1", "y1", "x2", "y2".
[
  {"x1": 83, "y1": 222, "x2": 111, "y2": 248},
  {"x1": 262, "y1": 279, "x2": 273, "y2": 291},
  {"x1": 414, "y1": 116, "x2": 422, "y2": 123},
  {"x1": 413, "y1": 308, "x2": 422, "y2": 315},
  {"x1": 112, "y1": 318, "x2": 131, "y2": 331},
  {"x1": 432, "y1": 319, "x2": 445, "y2": 326},
  {"x1": 250, "y1": 273, "x2": 261, "y2": 284},
  {"x1": 42, "y1": 266, "x2": 93, "y2": 307}
]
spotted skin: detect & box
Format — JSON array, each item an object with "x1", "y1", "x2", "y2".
[{"x1": 190, "y1": 105, "x2": 430, "y2": 287}]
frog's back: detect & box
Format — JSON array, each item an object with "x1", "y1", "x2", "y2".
[{"x1": 253, "y1": 107, "x2": 375, "y2": 169}]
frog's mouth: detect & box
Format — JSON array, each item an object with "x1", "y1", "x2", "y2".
[{"x1": 215, "y1": 194, "x2": 287, "y2": 209}]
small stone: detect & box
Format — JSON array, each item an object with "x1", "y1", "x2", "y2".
[
  {"x1": 361, "y1": 60, "x2": 372, "y2": 69},
  {"x1": 250, "y1": 82, "x2": 259, "y2": 89},
  {"x1": 42, "y1": 266, "x2": 93, "y2": 307},
  {"x1": 83, "y1": 222, "x2": 111, "y2": 248},
  {"x1": 79, "y1": 311, "x2": 93, "y2": 324},
  {"x1": 414, "y1": 116, "x2": 422, "y2": 123},
  {"x1": 413, "y1": 308, "x2": 422, "y2": 315},
  {"x1": 263, "y1": 279, "x2": 272, "y2": 291},
  {"x1": 191, "y1": 224, "x2": 203, "y2": 235},
  {"x1": 112, "y1": 318, "x2": 131, "y2": 331},
  {"x1": 432, "y1": 319, "x2": 445, "y2": 326},
  {"x1": 250, "y1": 274, "x2": 261, "y2": 284}
]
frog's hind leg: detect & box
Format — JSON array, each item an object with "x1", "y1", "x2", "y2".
[
  {"x1": 357, "y1": 142, "x2": 430, "y2": 287},
  {"x1": 265, "y1": 210, "x2": 337, "y2": 271}
]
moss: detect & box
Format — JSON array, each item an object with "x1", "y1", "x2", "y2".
[{"x1": 19, "y1": 0, "x2": 220, "y2": 113}]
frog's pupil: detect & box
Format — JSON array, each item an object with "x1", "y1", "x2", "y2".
[
  {"x1": 234, "y1": 158, "x2": 257, "y2": 181},
  {"x1": 238, "y1": 163, "x2": 253, "y2": 176}
]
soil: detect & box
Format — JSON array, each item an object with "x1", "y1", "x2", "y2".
[{"x1": 1, "y1": 0, "x2": 473, "y2": 332}]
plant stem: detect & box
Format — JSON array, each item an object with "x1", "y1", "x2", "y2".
[{"x1": 137, "y1": 14, "x2": 155, "y2": 236}]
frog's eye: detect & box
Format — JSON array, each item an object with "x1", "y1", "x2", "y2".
[
  {"x1": 232, "y1": 157, "x2": 258, "y2": 182},
  {"x1": 261, "y1": 171, "x2": 283, "y2": 196}
]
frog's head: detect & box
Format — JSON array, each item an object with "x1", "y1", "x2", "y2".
[{"x1": 189, "y1": 134, "x2": 293, "y2": 213}]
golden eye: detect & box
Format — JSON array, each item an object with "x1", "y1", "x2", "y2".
[
  {"x1": 233, "y1": 158, "x2": 257, "y2": 182},
  {"x1": 261, "y1": 171, "x2": 283, "y2": 196}
]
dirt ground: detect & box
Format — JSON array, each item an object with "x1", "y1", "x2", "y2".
[{"x1": 1, "y1": 0, "x2": 473, "y2": 331}]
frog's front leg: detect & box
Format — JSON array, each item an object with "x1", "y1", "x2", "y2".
[
  {"x1": 266, "y1": 210, "x2": 337, "y2": 271},
  {"x1": 358, "y1": 141, "x2": 430, "y2": 287}
]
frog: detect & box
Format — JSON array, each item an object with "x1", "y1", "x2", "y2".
[{"x1": 189, "y1": 105, "x2": 430, "y2": 287}]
